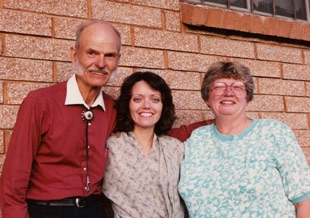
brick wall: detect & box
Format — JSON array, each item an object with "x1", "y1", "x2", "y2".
[{"x1": 0, "y1": 0, "x2": 310, "y2": 179}]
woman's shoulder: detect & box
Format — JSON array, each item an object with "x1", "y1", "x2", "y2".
[
  {"x1": 107, "y1": 132, "x2": 130, "y2": 147},
  {"x1": 158, "y1": 135, "x2": 183, "y2": 145},
  {"x1": 158, "y1": 135, "x2": 184, "y2": 155},
  {"x1": 190, "y1": 124, "x2": 214, "y2": 137},
  {"x1": 257, "y1": 119, "x2": 291, "y2": 131}
]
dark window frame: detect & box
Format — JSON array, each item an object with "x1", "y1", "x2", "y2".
[{"x1": 181, "y1": 0, "x2": 310, "y2": 22}]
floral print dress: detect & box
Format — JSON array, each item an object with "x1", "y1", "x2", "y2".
[{"x1": 178, "y1": 119, "x2": 310, "y2": 218}]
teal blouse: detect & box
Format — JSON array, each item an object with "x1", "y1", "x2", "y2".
[{"x1": 178, "y1": 119, "x2": 310, "y2": 218}]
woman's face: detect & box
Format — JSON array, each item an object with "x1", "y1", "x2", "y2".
[
  {"x1": 206, "y1": 78, "x2": 248, "y2": 118},
  {"x1": 130, "y1": 81, "x2": 163, "y2": 132}
]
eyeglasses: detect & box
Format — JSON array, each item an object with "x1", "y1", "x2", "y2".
[{"x1": 211, "y1": 82, "x2": 246, "y2": 95}]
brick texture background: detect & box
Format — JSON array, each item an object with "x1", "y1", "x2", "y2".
[{"x1": 0, "y1": 0, "x2": 310, "y2": 212}]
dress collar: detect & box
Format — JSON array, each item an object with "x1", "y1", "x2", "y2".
[{"x1": 65, "y1": 75, "x2": 105, "y2": 110}]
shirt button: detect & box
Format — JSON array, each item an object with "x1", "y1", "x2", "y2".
[{"x1": 83, "y1": 167, "x2": 87, "y2": 171}]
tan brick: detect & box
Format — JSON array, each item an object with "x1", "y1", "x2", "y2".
[
  {"x1": 247, "y1": 95, "x2": 284, "y2": 112},
  {"x1": 294, "y1": 130, "x2": 310, "y2": 147},
  {"x1": 234, "y1": 59, "x2": 281, "y2": 78},
  {"x1": 164, "y1": 11, "x2": 181, "y2": 32},
  {"x1": 122, "y1": 68, "x2": 201, "y2": 90},
  {"x1": 0, "y1": 82, "x2": 3, "y2": 104},
  {"x1": 132, "y1": 0, "x2": 179, "y2": 10},
  {"x1": 53, "y1": 19, "x2": 132, "y2": 46},
  {"x1": 56, "y1": 62, "x2": 133, "y2": 87},
  {"x1": 283, "y1": 64, "x2": 310, "y2": 81},
  {"x1": 261, "y1": 113, "x2": 308, "y2": 130},
  {"x1": 252, "y1": 77, "x2": 258, "y2": 94},
  {"x1": 174, "y1": 110, "x2": 211, "y2": 127},
  {"x1": 7, "y1": 82, "x2": 51, "y2": 105},
  {"x1": 0, "y1": 10, "x2": 51, "y2": 36},
  {"x1": 4, "y1": 0, "x2": 87, "y2": 18},
  {"x1": 203, "y1": 111, "x2": 216, "y2": 120},
  {"x1": 0, "y1": 35, "x2": 3, "y2": 55},
  {"x1": 54, "y1": 18, "x2": 83, "y2": 40},
  {"x1": 0, "y1": 153, "x2": 5, "y2": 174},
  {"x1": 5, "y1": 35, "x2": 73, "y2": 61},
  {"x1": 107, "y1": 67, "x2": 133, "y2": 87},
  {"x1": 0, "y1": 131, "x2": 3, "y2": 153},
  {"x1": 285, "y1": 97, "x2": 310, "y2": 113},
  {"x1": 134, "y1": 28, "x2": 198, "y2": 52},
  {"x1": 0, "y1": 58, "x2": 53, "y2": 82},
  {"x1": 55, "y1": 62, "x2": 74, "y2": 83},
  {"x1": 0, "y1": 156, "x2": 5, "y2": 177},
  {"x1": 258, "y1": 78, "x2": 305, "y2": 96},
  {"x1": 304, "y1": 50, "x2": 310, "y2": 65},
  {"x1": 0, "y1": 105, "x2": 19, "y2": 129},
  {"x1": 201, "y1": 36, "x2": 255, "y2": 58},
  {"x1": 101, "y1": 86, "x2": 119, "y2": 100},
  {"x1": 157, "y1": 70, "x2": 201, "y2": 90},
  {"x1": 307, "y1": 82, "x2": 310, "y2": 97},
  {"x1": 301, "y1": 147, "x2": 310, "y2": 164},
  {"x1": 92, "y1": 0, "x2": 162, "y2": 28},
  {"x1": 167, "y1": 51, "x2": 219, "y2": 72},
  {"x1": 119, "y1": 47, "x2": 165, "y2": 69},
  {"x1": 113, "y1": 24, "x2": 132, "y2": 46},
  {"x1": 4, "y1": 130, "x2": 12, "y2": 153},
  {"x1": 256, "y1": 44, "x2": 303, "y2": 64},
  {"x1": 246, "y1": 112, "x2": 260, "y2": 119},
  {"x1": 173, "y1": 90, "x2": 207, "y2": 110}
]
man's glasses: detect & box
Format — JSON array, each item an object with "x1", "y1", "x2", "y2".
[{"x1": 211, "y1": 82, "x2": 246, "y2": 95}]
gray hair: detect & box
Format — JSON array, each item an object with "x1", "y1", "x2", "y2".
[{"x1": 201, "y1": 61, "x2": 255, "y2": 102}]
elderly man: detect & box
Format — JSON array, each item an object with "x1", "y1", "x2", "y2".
[{"x1": 1, "y1": 19, "x2": 121, "y2": 218}]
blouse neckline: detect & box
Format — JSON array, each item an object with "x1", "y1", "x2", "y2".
[{"x1": 212, "y1": 118, "x2": 258, "y2": 141}]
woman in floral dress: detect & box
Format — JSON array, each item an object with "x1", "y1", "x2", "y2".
[{"x1": 178, "y1": 61, "x2": 310, "y2": 217}]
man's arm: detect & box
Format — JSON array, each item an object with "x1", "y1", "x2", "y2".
[
  {"x1": 1, "y1": 97, "x2": 42, "y2": 218},
  {"x1": 295, "y1": 198, "x2": 310, "y2": 218},
  {"x1": 167, "y1": 119, "x2": 215, "y2": 142}
]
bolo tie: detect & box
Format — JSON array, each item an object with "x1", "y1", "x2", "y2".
[{"x1": 82, "y1": 108, "x2": 94, "y2": 192}]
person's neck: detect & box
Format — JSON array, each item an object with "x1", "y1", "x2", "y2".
[
  {"x1": 215, "y1": 116, "x2": 252, "y2": 136},
  {"x1": 133, "y1": 127, "x2": 155, "y2": 156},
  {"x1": 75, "y1": 75, "x2": 102, "y2": 107},
  {"x1": 76, "y1": 81, "x2": 101, "y2": 108},
  {"x1": 82, "y1": 89, "x2": 100, "y2": 107}
]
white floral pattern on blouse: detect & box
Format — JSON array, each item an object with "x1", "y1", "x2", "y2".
[
  {"x1": 178, "y1": 119, "x2": 310, "y2": 218},
  {"x1": 103, "y1": 132, "x2": 185, "y2": 218}
]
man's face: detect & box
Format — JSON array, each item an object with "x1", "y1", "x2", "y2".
[{"x1": 71, "y1": 23, "x2": 121, "y2": 90}]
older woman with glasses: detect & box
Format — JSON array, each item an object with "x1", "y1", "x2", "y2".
[{"x1": 178, "y1": 61, "x2": 310, "y2": 217}]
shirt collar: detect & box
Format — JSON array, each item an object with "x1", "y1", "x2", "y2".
[{"x1": 65, "y1": 75, "x2": 106, "y2": 110}]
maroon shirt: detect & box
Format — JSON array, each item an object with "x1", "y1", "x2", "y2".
[{"x1": 1, "y1": 81, "x2": 116, "y2": 217}]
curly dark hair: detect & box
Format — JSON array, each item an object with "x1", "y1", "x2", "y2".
[{"x1": 114, "y1": 71, "x2": 176, "y2": 136}]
